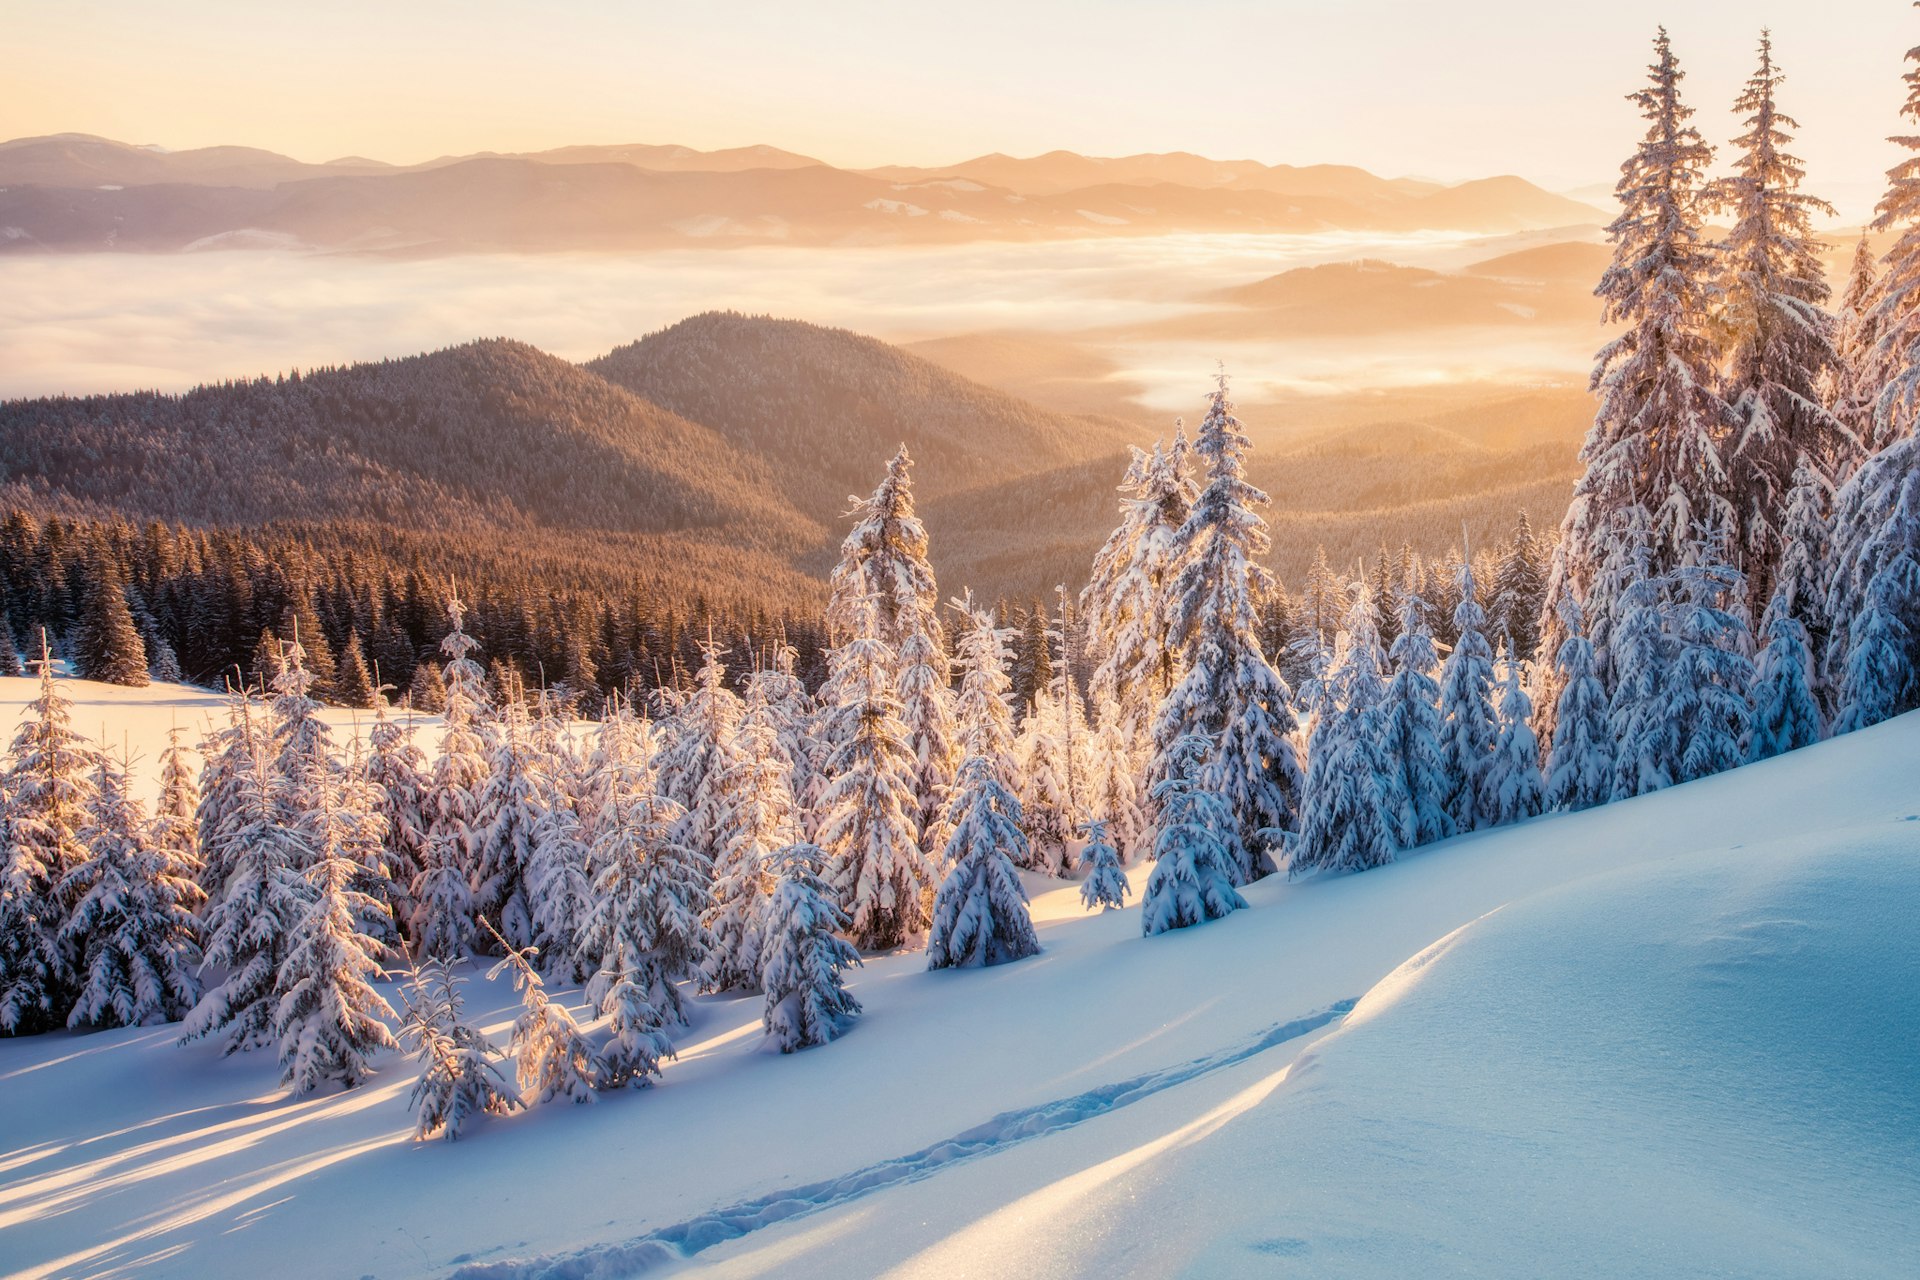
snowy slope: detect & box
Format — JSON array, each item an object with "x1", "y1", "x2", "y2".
[{"x1": 1, "y1": 679, "x2": 1916, "y2": 1280}]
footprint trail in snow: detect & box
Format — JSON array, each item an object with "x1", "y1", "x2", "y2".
[{"x1": 450, "y1": 998, "x2": 1358, "y2": 1280}]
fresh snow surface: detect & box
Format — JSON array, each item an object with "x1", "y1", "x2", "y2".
[{"x1": 1, "y1": 678, "x2": 1916, "y2": 1279}]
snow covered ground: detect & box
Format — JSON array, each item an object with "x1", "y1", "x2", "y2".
[{"x1": 1, "y1": 678, "x2": 1916, "y2": 1279}]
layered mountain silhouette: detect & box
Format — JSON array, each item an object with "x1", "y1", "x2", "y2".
[{"x1": 0, "y1": 133, "x2": 1604, "y2": 253}]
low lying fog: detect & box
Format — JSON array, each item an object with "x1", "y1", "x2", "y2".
[{"x1": 0, "y1": 230, "x2": 1596, "y2": 408}]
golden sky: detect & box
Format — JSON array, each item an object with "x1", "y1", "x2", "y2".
[{"x1": 6, "y1": 1, "x2": 1909, "y2": 214}]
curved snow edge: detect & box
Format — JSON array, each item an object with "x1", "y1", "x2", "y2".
[{"x1": 448, "y1": 997, "x2": 1360, "y2": 1280}]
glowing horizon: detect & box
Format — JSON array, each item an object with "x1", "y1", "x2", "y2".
[{"x1": 4, "y1": 2, "x2": 1912, "y2": 219}]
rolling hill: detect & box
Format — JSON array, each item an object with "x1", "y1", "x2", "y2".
[{"x1": 0, "y1": 313, "x2": 1583, "y2": 608}]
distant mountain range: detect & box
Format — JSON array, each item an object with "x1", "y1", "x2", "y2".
[
  {"x1": 0, "y1": 311, "x2": 1581, "y2": 603},
  {"x1": 0, "y1": 133, "x2": 1606, "y2": 254}
]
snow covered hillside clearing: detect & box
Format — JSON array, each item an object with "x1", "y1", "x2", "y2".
[{"x1": 0, "y1": 679, "x2": 1915, "y2": 1279}]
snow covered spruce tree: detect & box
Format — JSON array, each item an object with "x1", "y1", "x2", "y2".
[
  {"x1": 1082, "y1": 435, "x2": 1197, "y2": 757},
  {"x1": 816, "y1": 612, "x2": 931, "y2": 951},
  {"x1": 1013, "y1": 686, "x2": 1074, "y2": 874},
  {"x1": 1832, "y1": 234, "x2": 1884, "y2": 465},
  {"x1": 657, "y1": 640, "x2": 743, "y2": 867},
  {"x1": 1544, "y1": 597, "x2": 1615, "y2": 812},
  {"x1": 473, "y1": 688, "x2": 544, "y2": 953},
  {"x1": 1826, "y1": 382, "x2": 1920, "y2": 728},
  {"x1": 73, "y1": 555, "x2": 148, "y2": 687},
  {"x1": 523, "y1": 708, "x2": 596, "y2": 985},
  {"x1": 401, "y1": 958, "x2": 521, "y2": 1140},
  {"x1": 5, "y1": 643, "x2": 99, "y2": 1016},
  {"x1": 60, "y1": 751, "x2": 200, "y2": 1029},
  {"x1": 1382, "y1": 581, "x2": 1454, "y2": 847},
  {"x1": 759, "y1": 843, "x2": 863, "y2": 1053},
  {"x1": 364, "y1": 700, "x2": 429, "y2": 946},
  {"x1": 927, "y1": 756, "x2": 1041, "y2": 969},
  {"x1": 1749, "y1": 594, "x2": 1823, "y2": 760},
  {"x1": 181, "y1": 721, "x2": 312, "y2": 1054},
  {"x1": 1437, "y1": 558, "x2": 1499, "y2": 834},
  {"x1": 272, "y1": 763, "x2": 397, "y2": 1094},
  {"x1": 1480, "y1": 645, "x2": 1547, "y2": 828},
  {"x1": 1293, "y1": 581, "x2": 1401, "y2": 877},
  {"x1": 1489, "y1": 511, "x2": 1548, "y2": 662},
  {"x1": 1140, "y1": 734, "x2": 1247, "y2": 936},
  {"x1": 152, "y1": 725, "x2": 205, "y2": 918},
  {"x1": 579, "y1": 783, "x2": 709, "y2": 1089},
  {"x1": 701, "y1": 695, "x2": 800, "y2": 994},
  {"x1": 193, "y1": 687, "x2": 261, "y2": 910},
  {"x1": 1862, "y1": 25, "x2": 1920, "y2": 452},
  {"x1": 745, "y1": 642, "x2": 817, "y2": 814},
  {"x1": 1077, "y1": 818, "x2": 1129, "y2": 911},
  {"x1": 1608, "y1": 574, "x2": 1681, "y2": 800},
  {"x1": 897, "y1": 625, "x2": 960, "y2": 868},
  {"x1": 1667, "y1": 549, "x2": 1756, "y2": 785},
  {"x1": 1085, "y1": 696, "x2": 1147, "y2": 864},
  {"x1": 828, "y1": 445, "x2": 943, "y2": 658},
  {"x1": 1150, "y1": 373, "x2": 1301, "y2": 880},
  {"x1": 950, "y1": 595, "x2": 1021, "y2": 789},
  {"x1": 412, "y1": 594, "x2": 493, "y2": 960},
  {"x1": 482, "y1": 919, "x2": 597, "y2": 1105},
  {"x1": 1708, "y1": 31, "x2": 1847, "y2": 613},
  {"x1": 1543, "y1": 28, "x2": 1734, "y2": 685},
  {"x1": 0, "y1": 793, "x2": 62, "y2": 1034},
  {"x1": 828, "y1": 449, "x2": 954, "y2": 856},
  {"x1": 265, "y1": 635, "x2": 340, "y2": 825}
]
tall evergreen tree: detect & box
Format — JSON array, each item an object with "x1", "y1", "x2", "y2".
[
  {"x1": 1544, "y1": 597, "x2": 1615, "y2": 812},
  {"x1": 1383, "y1": 583, "x2": 1453, "y2": 847},
  {"x1": 1480, "y1": 646, "x2": 1548, "y2": 828},
  {"x1": 816, "y1": 624, "x2": 930, "y2": 951},
  {"x1": 74, "y1": 554, "x2": 149, "y2": 687},
  {"x1": 1667, "y1": 552, "x2": 1757, "y2": 784},
  {"x1": 151, "y1": 725, "x2": 205, "y2": 918},
  {"x1": 1437, "y1": 559, "x2": 1499, "y2": 833},
  {"x1": 1545, "y1": 28, "x2": 1735, "y2": 688},
  {"x1": 180, "y1": 726, "x2": 311, "y2": 1054},
  {"x1": 1709, "y1": 31, "x2": 1846, "y2": 610},
  {"x1": 1150, "y1": 374, "x2": 1302, "y2": 879},
  {"x1": 5, "y1": 641, "x2": 99, "y2": 1003},
  {"x1": 759, "y1": 843, "x2": 863, "y2": 1053},
  {"x1": 1865, "y1": 22, "x2": 1920, "y2": 451},
  {"x1": 1488, "y1": 511, "x2": 1547, "y2": 662},
  {"x1": 273, "y1": 765, "x2": 397, "y2": 1094},
  {"x1": 1831, "y1": 235, "x2": 1882, "y2": 467},
  {"x1": 1293, "y1": 582, "x2": 1400, "y2": 876},
  {"x1": 1082, "y1": 439, "x2": 1197, "y2": 752},
  {"x1": 473, "y1": 690, "x2": 543, "y2": 953},
  {"x1": 412, "y1": 594, "x2": 491, "y2": 960},
  {"x1": 1749, "y1": 594, "x2": 1823, "y2": 760},
  {"x1": 926, "y1": 757, "x2": 1041, "y2": 969},
  {"x1": 700, "y1": 704, "x2": 799, "y2": 994},
  {"x1": 580, "y1": 788, "x2": 708, "y2": 1088},
  {"x1": 60, "y1": 752, "x2": 200, "y2": 1029},
  {"x1": 949, "y1": 597, "x2": 1020, "y2": 789},
  {"x1": 364, "y1": 701, "x2": 429, "y2": 945},
  {"x1": 1140, "y1": 735, "x2": 1247, "y2": 936}
]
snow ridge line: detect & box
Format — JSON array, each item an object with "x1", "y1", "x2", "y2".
[{"x1": 450, "y1": 998, "x2": 1358, "y2": 1280}]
